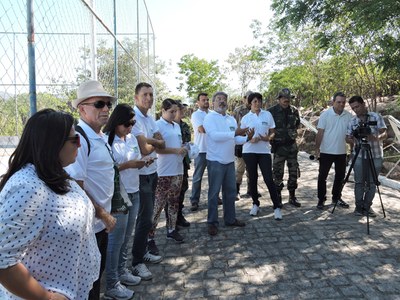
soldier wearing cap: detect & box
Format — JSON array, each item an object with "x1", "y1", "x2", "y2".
[
  {"x1": 268, "y1": 88, "x2": 301, "y2": 207},
  {"x1": 66, "y1": 80, "x2": 117, "y2": 300}
]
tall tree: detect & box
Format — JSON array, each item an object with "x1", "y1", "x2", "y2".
[{"x1": 177, "y1": 54, "x2": 226, "y2": 100}]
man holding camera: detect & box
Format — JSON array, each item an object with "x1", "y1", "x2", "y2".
[
  {"x1": 346, "y1": 96, "x2": 387, "y2": 217},
  {"x1": 315, "y1": 92, "x2": 352, "y2": 209}
]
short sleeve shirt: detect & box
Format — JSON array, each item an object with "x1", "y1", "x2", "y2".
[
  {"x1": 0, "y1": 164, "x2": 100, "y2": 299},
  {"x1": 191, "y1": 109, "x2": 208, "y2": 153}
]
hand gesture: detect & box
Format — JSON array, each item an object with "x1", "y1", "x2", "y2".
[{"x1": 235, "y1": 127, "x2": 248, "y2": 136}]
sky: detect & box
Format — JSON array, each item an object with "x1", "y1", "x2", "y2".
[{"x1": 145, "y1": 0, "x2": 273, "y2": 96}]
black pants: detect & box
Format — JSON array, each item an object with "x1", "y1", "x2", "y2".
[
  {"x1": 317, "y1": 153, "x2": 346, "y2": 201},
  {"x1": 88, "y1": 229, "x2": 108, "y2": 300},
  {"x1": 243, "y1": 153, "x2": 281, "y2": 209}
]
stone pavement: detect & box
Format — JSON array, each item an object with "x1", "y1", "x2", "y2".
[{"x1": 103, "y1": 153, "x2": 400, "y2": 300}]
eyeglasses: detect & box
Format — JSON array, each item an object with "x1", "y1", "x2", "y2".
[
  {"x1": 66, "y1": 133, "x2": 81, "y2": 147},
  {"x1": 80, "y1": 100, "x2": 113, "y2": 109},
  {"x1": 123, "y1": 120, "x2": 136, "y2": 128}
]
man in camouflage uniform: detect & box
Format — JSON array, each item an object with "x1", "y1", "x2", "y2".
[
  {"x1": 174, "y1": 101, "x2": 191, "y2": 227},
  {"x1": 268, "y1": 88, "x2": 301, "y2": 207},
  {"x1": 232, "y1": 91, "x2": 252, "y2": 199}
]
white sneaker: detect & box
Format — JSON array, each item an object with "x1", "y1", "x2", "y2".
[
  {"x1": 104, "y1": 281, "x2": 134, "y2": 300},
  {"x1": 132, "y1": 263, "x2": 152, "y2": 281},
  {"x1": 143, "y1": 251, "x2": 162, "y2": 264},
  {"x1": 249, "y1": 204, "x2": 260, "y2": 216},
  {"x1": 274, "y1": 208, "x2": 282, "y2": 220},
  {"x1": 120, "y1": 268, "x2": 141, "y2": 286}
]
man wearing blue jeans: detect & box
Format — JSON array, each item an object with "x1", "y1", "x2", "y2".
[
  {"x1": 131, "y1": 82, "x2": 165, "y2": 279},
  {"x1": 203, "y1": 91, "x2": 253, "y2": 236},
  {"x1": 190, "y1": 93, "x2": 209, "y2": 211},
  {"x1": 346, "y1": 95, "x2": 387, "y2": 217}
]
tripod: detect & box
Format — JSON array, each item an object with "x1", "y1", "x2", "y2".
[{"x1": 332, "y1": 138, "x2": 386, "y2": 234}]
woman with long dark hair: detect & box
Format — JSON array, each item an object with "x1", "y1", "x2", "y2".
[
  {"x1": 0, "y1": 109, "x2": 100, "y2": 299},
  {"x1": 103, "y1": 104, "x2": 150, "y2": 298}
]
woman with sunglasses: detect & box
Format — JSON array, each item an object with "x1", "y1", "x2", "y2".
[
  {"x1": 0, "y1": 109, "x2": 100, "y2": 299},
  {"x1": 103, "y1": 104, "x2": 151, "y2": 299},
  {"x1": 147, "y1": 99, "x2": 187, "y2": 247}
]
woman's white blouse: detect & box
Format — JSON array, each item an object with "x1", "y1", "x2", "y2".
[{"x1": 0, "y1": 164, "x2": 100, "y2": 299}]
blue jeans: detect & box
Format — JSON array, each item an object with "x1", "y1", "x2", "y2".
[
  {"x1": 106, "y1": 212, "x2": 129, "y2": 289},
  {"x1": 190, "y1": 153, "x2": 207, "y2": 204},
  {"x1": 242, "y1": 153, "x2": 281, "y2": 209},
  {"x1": 131, "y1": 173, "x2": 158, "y2": 266},
  {"x1": 119, "y1": 192, "x2": 140, "y2": 273},
  {"x1": 207, "y1": 160, "x2": 236, "y2": 226},
  {"x1": 354, "y1": 156, "x2": 382, "y2": 209}
]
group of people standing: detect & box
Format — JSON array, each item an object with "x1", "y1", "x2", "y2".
[{"x1": 0, "y1": 79, "x2": 387, "y2": 300}]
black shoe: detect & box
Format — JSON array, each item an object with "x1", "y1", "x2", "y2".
[
  {"x1": 317, "y1": 200, "x2": 325, "y2": 210},
  {"x1": 191, "y1": 202, "x2": 199, "y2": 211},
  {"x1": 147, "y1": 239, "x2": 159, "y2": 255},
  {"x1": 363, "y1": 208, "x2": 377, "y2": 218},
  {"x1": 167, "y1": 230, "x2": 184, "y2": 243},
  {"x1": 333, "y1": 199, "x2": 350, "y2": 208},
  {"x1": 289, "y1": 197, "x2": 301, "y2": 207},
  {"x1": 242, "y1": 193, "x2": 251, "y2": 199},
  {"x1": 208, "y1": 224, "x2": 218, "y2": 236},
  {"x1": 226, "y1": 219, "x2": 246, "y2": 227},
  {"x1": 176, "y1": 215, "x2": 190, "y2": 227}
]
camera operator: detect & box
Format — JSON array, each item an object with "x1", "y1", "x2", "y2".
[
  {"x1": 346, "y1": 96, "x2": 387, "y2": 217},
  {"x1": 315, "y1": 92, "x2": 353, "y2": 210}
]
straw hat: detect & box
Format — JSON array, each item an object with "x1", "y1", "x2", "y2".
[{"x1": 72, "y1": 80, "x2": 117, "y2": 108}]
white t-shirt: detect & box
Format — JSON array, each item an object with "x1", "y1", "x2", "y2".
[
  {"x1": 132, "y1": 106, "x2": 159, "y2": 175},
  {"x1": 318, "y1": 107, "x2": 352, "y2": 155},
  {"x1": 65, "y1": 120, "x2": 114, "y2": 233},
  {"x1": 191, "y1": 109, "x2": 208, "y2": 153},
  {"x1": 156, "y1": 118, "x2": 184, "y2": 176},
  {"x1": 241, "y1": 110, "x2": 275, "y2": 154},
  {"x1": 204, "y1": 111, "x2": 247, "y2": 164},
  {"x1": 0, "y1": 164, "x2": 100, "y2": 300},
  {"x1": 111, "y1": 134, "x2": 140, "y2": 193}
]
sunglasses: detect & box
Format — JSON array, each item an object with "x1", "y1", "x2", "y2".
[
  {"x1": 80, "y1": 100, "x2": 113, "y2": 109},
  {"x1": 66, "y1": 133, "x2": 81, "y2": 147},
  {"x1": 123, "y1": 120, "x2": 136, "y2": 128}
]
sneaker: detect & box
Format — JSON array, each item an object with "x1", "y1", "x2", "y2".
[
  {"x1": 317, "y1": 200, "x2": 325, "y2": 210},
  {"x1": 333, "y1": 199, "x2": 350, "y2": 208},
  {"x1": 104, "y1": 281, "x2": 134, "y2": 300},
  {"x1": 143, "y1": 251, "x2": 162, "y2": 264},
  {"x1": 132, "y1": 263, "x2": 152, "y2": 281},
  {"x1": 274, "y1": 208, "x2": 282, "y2": 220},
  {"x1": 120, "y1": 269, "x2": 141, "y2": 286},
  {"x1": 167, "y1": 230, "x2": 184, "y2": 243},
  {"x1": 289, "y1": 197, "x2": 301, "y2": 207},
  {"x1": 364, "y1": 208, "x2": 377, "y2": 218},
  {"x1": 147, "y1": 239, "x2": 159, "y2": 255},
  {"x1": 354, "y1": 207, "x2": 363, "y2": 216},
  {"x1": 190, "y1": 202, "x2": 199, "y2": 211},
  {"x1": 249, "y1": 204, "x2": 260, "y2": 216}
]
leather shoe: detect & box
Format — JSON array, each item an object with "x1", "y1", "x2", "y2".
[
  {"x1": 226, "y1": 219, "x2": 246, "y2": 227},
  {"x1": 190, "y1": 203, "x2": 199, "y2": 211},
  {"x1": 208, "y1": 224, "x2": 218, "y2": 236},
  {"x1": 289, "y1": 197, "x2": 301, "y2": 207},
  {"x1": 317, "y1": 200, "x2": 325, "y2": 210},
  {"x1": 176, "y1": 215, "x2": 190, "y2": 227}
]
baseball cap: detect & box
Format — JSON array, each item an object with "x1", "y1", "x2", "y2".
[{"x1": 276, "y1": 88, "x2": 295, "y2": 99}]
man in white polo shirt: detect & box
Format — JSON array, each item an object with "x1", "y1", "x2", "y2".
[
  {"x1": 130, "y1": 82, "x2": 165, "y2": 280},
  {"x1": 203, "y1": 91, "x2": 253, "y2": 236},
  {"x1": 189, "y1": 92, "x2": 209, "y2": 211},
  {"x1": 65, "y1": 80, "x2": 117, "y2": 300},
  {"x1": 315, "y1": 91, "x2": 353, "y2": 209}
]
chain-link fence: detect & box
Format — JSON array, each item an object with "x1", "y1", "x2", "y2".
[{"x1": 0, "y1": 0, "x2": 156, "y2": 173}]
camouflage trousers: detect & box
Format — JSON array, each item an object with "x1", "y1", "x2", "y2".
[{"x1": 272, "y1": 144, "x2": 299, "y2": 192}]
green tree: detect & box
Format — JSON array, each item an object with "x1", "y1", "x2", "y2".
[{"x1": 177, "y1": 54, "x2": 226, "y2": 100}]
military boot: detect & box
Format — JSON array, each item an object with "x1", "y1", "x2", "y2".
[{"x1": 289, "y1": 190, "x2": 301, "y2": 207}]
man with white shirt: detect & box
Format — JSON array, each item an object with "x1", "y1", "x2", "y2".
[
  {"x1": 315, "y1": 92, "x2": 353, "y2": 209},
  {"x1": 189, "y1": 93, "x2": 209, "y2": 211},
  {"x1": 130, "y1": 82, "x2": 165, "y2": 280},
  {"x1": 65, "y1": 80, "x2": 117, "y2": 300},
  {"x1": 203, "y1": 91, "x2": 253, "y2": 236}
]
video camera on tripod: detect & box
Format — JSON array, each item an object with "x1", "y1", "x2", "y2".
[{"x1": 352, "y1": 119, "x2": 377, "y2": 141}]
